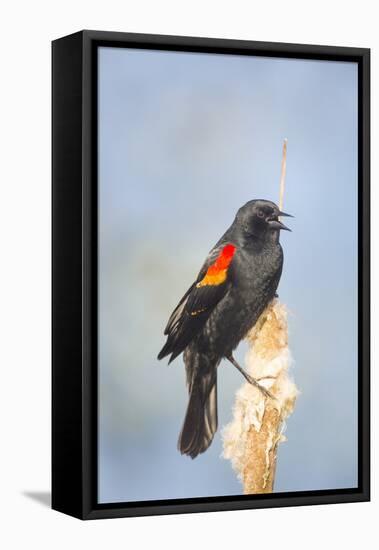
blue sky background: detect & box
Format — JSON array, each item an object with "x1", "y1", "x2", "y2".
[{"x1": 98, "y1": 47, "x2": 358, "y2": 503}]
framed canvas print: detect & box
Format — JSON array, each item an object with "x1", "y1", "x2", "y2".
[{"x1": 52, "y1": 30, "x2": 370, "y2": 520}]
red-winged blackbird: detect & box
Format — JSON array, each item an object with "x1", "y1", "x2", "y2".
[{"x1": 158, "y1": 200, "x2": 292, "y2": 458}]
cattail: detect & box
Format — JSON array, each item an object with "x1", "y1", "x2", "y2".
[{"x1": 222, "y1": 140, "x2": 298, "y2": 494}]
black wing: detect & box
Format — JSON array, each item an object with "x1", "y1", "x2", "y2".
[{"x1": 157, "y1": 243, "x2": 236, "y2": 363}]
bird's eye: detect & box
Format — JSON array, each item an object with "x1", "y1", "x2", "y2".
[{"x1": 257, "y1": 210, "x2": 265, "y2": 218}]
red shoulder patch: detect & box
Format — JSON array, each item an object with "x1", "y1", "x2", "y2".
[{"x1": 197, "y1": 244, "x2": 236, "y2": 287}]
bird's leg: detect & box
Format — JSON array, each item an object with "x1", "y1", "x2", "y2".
[{"x1": 226, "y1": 354, "x2": 276, "y2": 400}]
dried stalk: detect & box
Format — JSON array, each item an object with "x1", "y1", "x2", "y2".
[
  {"x1": 222, "y1": 300, "x2": 298, "y2": 493},
  {"x1": 222, "y1": 139, "x2": 297, "y2": 494},
  {"x1": 279, "y1": 138, "x2": 287, "y2": 211}
]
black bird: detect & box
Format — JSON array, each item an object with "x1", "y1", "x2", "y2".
[{"x1": 158, "y1": 200, "x2": 292, "y2": 458}]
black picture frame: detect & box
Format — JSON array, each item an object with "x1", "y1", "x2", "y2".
[{"x1": 52, "y1": 30, "x2": 370, "y2": 520}]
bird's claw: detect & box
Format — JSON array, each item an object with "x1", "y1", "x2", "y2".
[{"x1": 245, "y1": 373, "x2": 276, "y2": 400}]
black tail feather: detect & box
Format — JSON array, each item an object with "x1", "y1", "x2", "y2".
[{"x1": 178, "y1": 372, "x2": 218, "y2": 459}]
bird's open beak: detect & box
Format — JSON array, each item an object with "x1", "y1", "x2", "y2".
[{"x1": 268, "y1": 211, "x2": 293, "y2": 231}]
